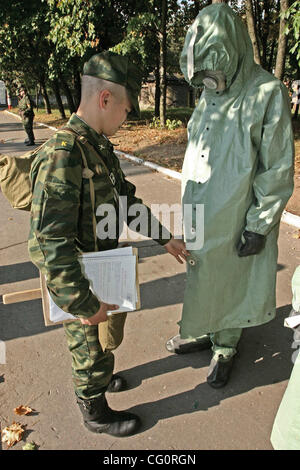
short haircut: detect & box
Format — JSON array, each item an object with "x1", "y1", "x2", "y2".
[{"x1": 81, "y1": 75, "x2": 128, "y2": 103}]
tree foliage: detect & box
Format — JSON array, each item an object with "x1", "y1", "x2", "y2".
[
  {"x1": 0, "y1": 0, "x2": 299, "y2": 120},
  {"x1": 284, "y1": 0, "x2": 300, "y2": 66}
]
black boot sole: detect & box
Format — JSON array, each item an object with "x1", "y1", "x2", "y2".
[{"x1": 166, "y1": 337, "x2": 212, "y2": 355}]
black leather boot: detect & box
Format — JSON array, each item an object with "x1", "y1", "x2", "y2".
[
  {"x1": 207, "y1": 355, "x2": 234, "y2": 388},
  {"x1": 166, "y1": 334, "x2": 212, "y2": 354},
  {"x1": 76, "y1": 394, "x2": 141, "y2": 437}
]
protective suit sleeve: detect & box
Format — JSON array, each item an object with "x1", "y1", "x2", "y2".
[{"x1": 245, "y1": 83, "x2": 294, "y2": 236}]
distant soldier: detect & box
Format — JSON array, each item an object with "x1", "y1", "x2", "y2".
[{"x1": 18, "y1": 87, "x2": 35, "y2": 146}]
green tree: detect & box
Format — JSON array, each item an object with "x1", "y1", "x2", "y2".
[
  {"x1": 0, "y1": 0, "x2": 52, "y2": 112},
  {"x1": 284, "y1": 0, "x2": 300, "y2": 66}
]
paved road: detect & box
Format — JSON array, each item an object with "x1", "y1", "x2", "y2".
[{"x1": 0, "y1": 109, "x2": 299, "y2": 451}]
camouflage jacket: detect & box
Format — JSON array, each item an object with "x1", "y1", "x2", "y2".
[
  {"x1": 18, "y1": 96, "x2": 34, "y2": 118},
  {"x1": 28, "y1": 114, "x2": 171, "y2": 318}
]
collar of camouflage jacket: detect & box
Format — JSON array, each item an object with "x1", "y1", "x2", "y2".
[{"x1": 67, "y1": 113, "x2": 114, "y2": 154}]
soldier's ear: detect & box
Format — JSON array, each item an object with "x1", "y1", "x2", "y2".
[{"x1": 99, "y1": 89, "x2": 112, "y2": 110}]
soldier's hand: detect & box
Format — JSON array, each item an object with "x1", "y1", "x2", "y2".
[
  {"x1": 80, "y1": 302, "x2": 119, "y2": 326},
  {"x1": 164, "y1": 237, "x2": 190, "y2": 264}
]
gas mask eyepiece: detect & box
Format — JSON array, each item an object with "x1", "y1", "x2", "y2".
[
  {"x1": 203, "y1": 76, "x2": 218, "y2": 90},
  {"x1": 202, "y1": 70, "x2": 226, "y2": 91}
]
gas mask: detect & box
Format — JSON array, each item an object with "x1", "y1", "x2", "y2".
[{"x1": 202, "y1": 70, "x2": 226, "y2": 91}]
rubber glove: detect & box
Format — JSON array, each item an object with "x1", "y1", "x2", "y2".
[{"x1": 237, "y1": 230, "x2": 266, "y2": 257}]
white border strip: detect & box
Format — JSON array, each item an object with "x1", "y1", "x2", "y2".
[
  {"x1": 4, "y1": 109, "x2": 300, "y2": 229},
  {"x1": 5, "y1": 110, "x2": 58, "y2": 131},
  {"x1": 281, "y1": 210, "x2": 300, "y2": 229},
  {"x1": 115, "y1": 150, "x2": 182, "y2": 181},
  {"x1": 5, "y1": 109, "x2": 22, "y2": 120}
]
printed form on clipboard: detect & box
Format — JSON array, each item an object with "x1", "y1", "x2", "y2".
[{"x1": 41, "y1": 246, "x2": 140, "y2": 326}]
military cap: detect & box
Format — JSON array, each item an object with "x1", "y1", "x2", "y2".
[{"x1": 83, "y1": 51, "x2": 142, "y2": 118}]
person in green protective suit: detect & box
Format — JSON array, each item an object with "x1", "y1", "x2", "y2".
[
  {"x1": 18, "y1": 87, "x2": 35, "y2": 146},
  {"x1": 166, "y1": 4, "x2": 295, "y2": 388},
  {"x1": 271, "y1": 266, "x2": 300, "y2": 450}
]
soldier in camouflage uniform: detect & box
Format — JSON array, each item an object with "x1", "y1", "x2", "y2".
[
  {"x1": 18, "y1": 87, "x2": 35, "y2": 146},
  {"x1": 28, "y1": 51, "x2": 189, "y2": 438}
]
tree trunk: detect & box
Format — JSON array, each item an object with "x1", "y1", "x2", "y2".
[
  {"x1": 35, "y1": 85, "x2": 40, "y2": 112},
  {"x1": 274, "y1": 0, "x2": 289, "y2": 80},
  {"x1": 296, "y1": 82, "x2": 300, "y2": 121},
  {"x1": 245, "y1": 0, "x2": 261, "y2": 65},
  {"x1": 194, "y1": 0, "x2": 201, "y2": 15},
  {"x1": 292, "y1": 65, "x2": 300, "y2": 120},
  {"x1": 159, "y1": 0, "x2": 167, "y2": 127},
  {"x1": 73, "y1": 69, "x2": 81, "y2": 110},
  {"x1": 59, "y1": 74, "x2": 76, "y2": 114},
  {"x1": 267, "y1": 38, "x2": 276, "y2": 72},
  {"x1": 40, "y1": 79, "x2": 52, "y2": 114},
  {"x1": 260, "y1": 0, "x2": 271, "y2": 69},
  {"x1": 154, "y1": 60, "x2": 160, "y2": 117},
  {"x1": 188, "y1": 87, "x2": 195, "y2": 108},
  {"x1": 52, "y1": 80, "x2": 66, "y2": 119}
]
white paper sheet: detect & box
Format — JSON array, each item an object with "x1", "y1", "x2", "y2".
[{"x1": 48, "y1": 247, "x2": 138, "y2": 323}]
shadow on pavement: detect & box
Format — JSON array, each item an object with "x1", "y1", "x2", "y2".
[
  {"x1": 0, "y1": 298, "x2": 61, "y2": 340},
  {"x1": 140, "y1": 272, "x2": 186, "y2": 309},
  {"x1": 0, "y1": 261, "x2": 39, "y2": 285},
  {"x1": 0, "y1": 122, "x2": 22, "y2": 131},
  {"x1": 0, "y1": 254, "x2": 292, "y2": 341},
  {"x1": 122, "y1": 304, "x2": 294, "y2": 433},
  {"x1": 0, "y1": 272, "x2": 185, "y2": 341}
]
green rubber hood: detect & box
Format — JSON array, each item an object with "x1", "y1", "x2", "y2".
[{"x1": 180, "y1": 4, "x2": 255, "y2": 90}]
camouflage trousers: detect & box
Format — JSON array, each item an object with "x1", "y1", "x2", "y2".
[
  {"x1": 22, "y1": 116, "x2": 35, "y2": 143},
  {"x1": 64, "y1": 313, "x2": 127, "y2": 400}
]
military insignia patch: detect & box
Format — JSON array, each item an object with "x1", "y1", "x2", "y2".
[{"x1": 54, "y1": 132, "x2": 75, "y2": 151}]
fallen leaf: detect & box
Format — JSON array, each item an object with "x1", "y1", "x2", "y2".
[
  {"x1": 22, "y1": 441, "x2": 38, "y2": 450},
  {"x1": 292, "y1": 230, "x2": 300, "y2": 239},
  {"x1": 14, "y1": 405, "x2": 33, "y2": 416},
  {"x1": 1, "y1": 422, "x2": 24, "y2": 448},
  {"x1": 254, "y1": 357, "x2": 264, "y2": 363}
]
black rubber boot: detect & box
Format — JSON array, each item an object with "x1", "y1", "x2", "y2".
[
  {"x1": 26, "y1": 141, "x2": 35, "y2": 146},
  {"x1": 107, "y1": 374, "x2": 127, "y2": 393},
  {"x1": 206, "y1": 355, "x2": 234, "y2": 389},
  {"x1": 166, "y1": 334, "x2": 212, "y2": 354},
  {"x1": 76, "y1": 394, "x2": 141, "y2": 437}
]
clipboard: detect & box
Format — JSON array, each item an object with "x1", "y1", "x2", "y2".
[{"x1": 40, "y1": 247, "x2": 140, "y2": 327}]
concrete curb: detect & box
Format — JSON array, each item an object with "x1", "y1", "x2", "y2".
[
  {"x1": 115, "y1": 149, "x2": 182, "y2": 181},
  {"x1": 5, "y1": 109, "x2": 300, "y2": 229}
]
